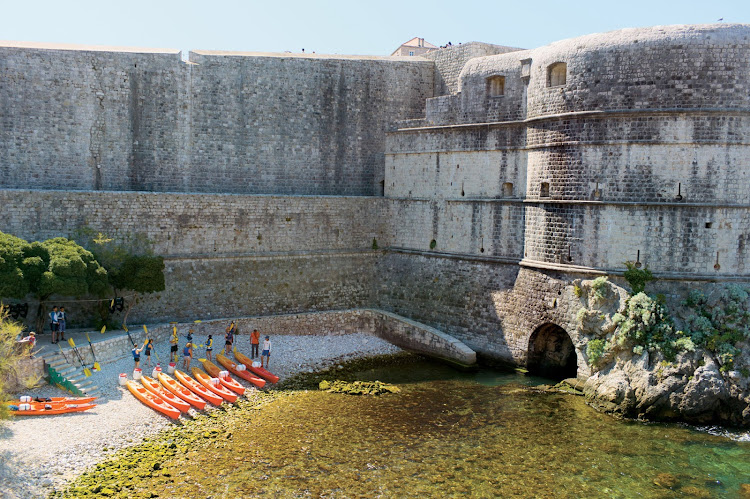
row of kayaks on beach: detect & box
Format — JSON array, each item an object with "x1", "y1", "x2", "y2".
[
  {"x1": 127, "y1": 351, "x2": 279, "y2": 420},
  {"x1": 5, "y1": 396, "x2": 97, "y2": 416}
]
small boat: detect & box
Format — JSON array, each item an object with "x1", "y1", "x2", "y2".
[
  {"x1": 141, "y1": 375, "x2": 191, "y2": 413},
  {"x1": 157, "y1": 372, "x2": 206, "y2": 410},
  {"x1": 173, "y1": 369, "x2": 223, "y2": 406},
  {"x1": 216, "y1": 353, "x2": 266, "y2": 388},
  {"x1": 9, "y1": 402, "x2": 96, "y2": 416},
  {"x1": 201, "y1": 359, "x2": 246, "y2": 395},
  {"x1": 126, "y1": 380, "x2": 180, "y2": 420},
  {"x1": 5, "y1": 396, "x2": 97, "y2": 406},
  {"x1": 234, "y1": 348, "x2": 280, "y2": 383},
  {"x1": 191, "y1": 367, "x2": 239, "y2": 402}
]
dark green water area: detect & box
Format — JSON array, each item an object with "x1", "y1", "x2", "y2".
[{"x1": 59, "y1": 355, "x2": 750, "y2": 498}]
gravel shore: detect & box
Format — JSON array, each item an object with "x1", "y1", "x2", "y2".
[{"x1": 0, "y1": 332, "x2": 401, "y2": 498}]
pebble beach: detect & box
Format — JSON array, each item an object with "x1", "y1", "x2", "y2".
[{"x1": 0, "y1": 332, "x2": 401, "y2": 498}]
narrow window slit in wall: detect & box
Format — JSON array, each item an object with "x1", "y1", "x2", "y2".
[
  {"x1": 540, "y1": 182, "x2": 550, "y2": 198},
  {"x1": 705, "y1": 222, "x2": 713, "y2": 229},
  {"x1": 486, "y1": 75, "x2": 505, "y2": 97},
  {"x1": 502, "y1": 182, "x2": 514, "y2": 197},
  {"x1": 547, "y1": 62, "x2": 567, "y2": 87}
]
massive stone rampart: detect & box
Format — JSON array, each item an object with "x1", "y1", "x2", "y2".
[{"x1": 0, "y1": 43, "x2": 434, "y2": 196}]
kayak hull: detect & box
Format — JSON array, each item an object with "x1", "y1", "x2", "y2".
[
  {"x1": 174, "y1": 369, "x2": 223, "y2": 406},
  {"x1": 157, "y1": 372, "x2": 206, "y2": 410},
  {"x1": 126, "y1": 380, "x2": 180, "y2": 420},
  {"x1": 10, "y1": 403, "x2": 96, "y2": 416},
  {"x1": 216, "y1": 353, "x2": 265, "y2": 388},
  {"x1": 234, "y1": 348, "x2": 280, "y2": 383},
  {"x1": 191, "y1": 367, "x2": 239, "y2": 402},
  {"x1": 7, "y1": 396, "x2": 97, "y2": 405},
  {"x1": 201, "y1": 359, "x2": 246, "y2": 395},
  {"x1": 141, "y1": 375, "x2": 191, "y2": 413}
]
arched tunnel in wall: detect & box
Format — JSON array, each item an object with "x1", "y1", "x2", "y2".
[{"x1": 527, "y1": 323, "x2": 578, "y2": 380}]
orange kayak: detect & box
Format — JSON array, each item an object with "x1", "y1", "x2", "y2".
[
  {"x1": 141, "y1": 375, "x2": 191, "y2": 413},
  {"x1": 201, "y1": 359, "x2": 246, "y2": 395},
  {"x1": 191, "y1": 367, "x2": 239, "y2": 402},
  {"x1": 7, "y1": 396, "x2": 97, "y2": 405},
  {"x1": 126, "y1": 380, "x2": 180, "y2": 420},
  {"x1": 174, "y1": 369, "x2": 223, "y2": 406},
  {"x1": 234, "y1": 348, "x2": 280, "y2": 383},
  {"x1": 9, "y1": 402, "x2": 96, "y2": 416},
  {"x1": 157, "y1": 372, "x2": 206, "y2": 410},
  {"x1": 216, "y1": 353, "x2": 265, "y2": 388}
]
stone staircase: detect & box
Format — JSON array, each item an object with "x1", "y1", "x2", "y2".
[{"x1": 43, "y1": 351, "x2": 101, "y2": 397}]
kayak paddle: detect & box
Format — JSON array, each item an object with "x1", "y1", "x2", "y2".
[
  {"x1": 123, "y1": 324, "x2": 136, "y2": 347},
  {"x1": 84, "y1": 332, "x2": 101, "y2": 371},
  {"x1": 67, "y1": 338, "x2": 92, "y2": 377}
]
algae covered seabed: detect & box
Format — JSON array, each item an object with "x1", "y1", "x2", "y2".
[{"x1": 57, "y1": 355, "x2": 750, "y2": 498}]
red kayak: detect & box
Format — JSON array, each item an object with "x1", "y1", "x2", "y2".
[
  {"x1": 200, "y1": 359, "x2": 246, "y2": 395},
  {"x1": 10, "y1": 402, "x2": 96, "y2": 416},
  {"x1": 191, "y1": 367, "x2": 239, "y2": 403},
  {"x1": 174, "y1": 369, "x2": 223, "y2": 406},
  {"x1": 10, "y1": 396, "x2": 97, "y2": 405},
  {"x1": 234, "y1": 348, "x2": 280, "y2": 383},
  {"x1": 157, "y1": 372, "x2": 206, "y2": 410},
  {"x1": 216, "y1": 353, "x2": 265, "y2": 388},
  {"x1": 141, "y1": 375, "x2": 191, "y2": 413},
  {"x1": 126, "y1": 380, "x2": 180, "y2": 420}
]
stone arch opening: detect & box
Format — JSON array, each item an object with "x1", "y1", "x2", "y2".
[{"x1": 527, "y1": 323, "x2": 577, "y2": 380}]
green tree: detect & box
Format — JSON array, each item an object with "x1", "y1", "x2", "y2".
[
  {"x1": 78, "y1": 231, "x2": 165, "y2": 328},
  {"x1": 0, "y1": 311, "x2": 41, "y2": 418},
  {"x1": 0, "y1": 231, "x2": 48, "y2": 300},
  {"x1": 30, "y1": 238, "x2": 109, "y2": 333}
]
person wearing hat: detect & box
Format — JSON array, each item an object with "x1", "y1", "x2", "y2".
[{"x1": 261, "y1": 335, "x2": 271, "y2": 369}]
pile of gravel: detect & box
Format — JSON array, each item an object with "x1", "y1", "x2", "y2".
[{"x1": 0, "y1": 332, "x2": 401, "y2": 498}]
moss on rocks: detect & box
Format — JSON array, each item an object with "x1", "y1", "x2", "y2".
[{"x1": 318, "y1": 379, "x2": 400, "y2": 395}]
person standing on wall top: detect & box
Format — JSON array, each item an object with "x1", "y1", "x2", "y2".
[
  {"x1": 57, "y1": 307, "x2": 67, "y2": 341},
  {"x1": 225, "y1": 321, "x2": 235, "y2": 355},
  {"x1": 250, "y1": 329, "x2": 260, "y2": 359},
  {"x1": 261, "y1": 335, "x2": 271, "y2": 369},
  {"x1": 49, "y1": 306, "x2": 59, "y2": 344}
]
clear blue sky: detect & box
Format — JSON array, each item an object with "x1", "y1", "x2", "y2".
[{"x1": 1, "y1": 0, "x2": 748, "y2": 56}]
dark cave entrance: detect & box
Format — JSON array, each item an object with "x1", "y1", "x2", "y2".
[{"x1": 527, "y1": 323, "x2": 578, "y2": 380}]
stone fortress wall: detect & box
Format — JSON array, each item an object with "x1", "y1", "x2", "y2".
[{"x1": 2, "y1": 24, "x2": 749, "y2": 373}]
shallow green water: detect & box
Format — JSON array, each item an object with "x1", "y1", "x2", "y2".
[{"x1": 145, "y1": 360, "x2": 750, "y2": 498}]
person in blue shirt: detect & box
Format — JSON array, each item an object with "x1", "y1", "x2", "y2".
[
  {"x1": 182, "y1": 342, "x2": 193, "y2": 370},
  {"x1": 132, "y1": 344, "x2": 143, "y2": 369}
]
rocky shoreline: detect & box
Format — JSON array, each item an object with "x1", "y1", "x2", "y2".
[{"x1": 0, "y1": 332, "x2": 402, "y2": 499}]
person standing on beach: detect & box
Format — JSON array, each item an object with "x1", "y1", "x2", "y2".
[
  {"x1": 57, "y1": 307, "x2": 67, "y2": 341},
  {"x1": 132, "y1": 343, "x2": 143, "y2": 370},
  {"x1": 170, "y1": 327, "x2": 179, "y2": 362},
  {"x1": 250, "y1": 329, "x2": 260, "y2": 359},
  {"x1": 144, "y1": 338, "x2": 154, "y2": 367},
  {"x1": 225, "y1": 321, "x2": 235, "y2": 355},
  {"x1": 49, "y1": 306, "x2": 59, "y2": 344},
  {"x1": 182, "y1": 342, "x2": 193, "y2": 370},
  {"x1": 261, "y1": 336, "x2": 271, "y2": 369},
  {"x1": 206, "y1": 335, "x2": 213, "y2": 361}
]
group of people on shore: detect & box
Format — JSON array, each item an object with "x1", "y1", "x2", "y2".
[
  {"x1": 48, "y1": 306, "x2": 67, "y2": 344},
  {"x1": 131, "y1": 321, "x2": 272, "y2": 371}
]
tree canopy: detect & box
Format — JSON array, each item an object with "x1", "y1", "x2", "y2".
[{"x1": 0, "y1": 232, "x2": 49, "y2": 300}]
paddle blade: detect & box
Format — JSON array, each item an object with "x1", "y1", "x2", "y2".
[
  {"x1": 85, "y1": 332, "x2": 92, "y2": 342},
  {"x1": 93, "y1": 362, "x2": 101, "y2": 371},
  {"x1": 143, "y1": 325, "x2": 148, "y2": 334},
  {"x1": 68, "y1": 338, "x2": 76, "y2": 348},
  {"x1": 194, "y1": 320, "x2": 202, "y2": 323},
  {"x1": 122, "y1": 324, "x2": 129, "y2": 332},
  {"x1": 198, "y1": 358, "x2": 207, "y2": 362},
  {"x1": 84, "y1": 367, "x2": 92, "y2": 377},
  {"x1": 173, "y1": 326, "x2": 177, "y2": 335},
  {"x1": 100, "y1": 325, "x2": 106, "y2": 334}
]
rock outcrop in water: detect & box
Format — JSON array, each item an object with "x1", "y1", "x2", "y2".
[{"x1": 574, "y1": 278, "x2": 750, "y2": 426}]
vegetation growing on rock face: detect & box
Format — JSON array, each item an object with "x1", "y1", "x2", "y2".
[
  {"x1": 0, "y1": 311, "x2": 41, "y2": 418},
  {"x1": 623, "y1": 261, "x2": 654, "y2": 295},
  {"x1": 681, "y1": 285, "x2": 750, "y2": 372}
]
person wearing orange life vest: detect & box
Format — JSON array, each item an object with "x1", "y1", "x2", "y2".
[{"x1": 250, "y1": 329, "x2": 260, "y2": 359}]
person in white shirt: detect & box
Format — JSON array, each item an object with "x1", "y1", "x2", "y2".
[{"x1": 261, "y1": 336, "x2": 271, "y2": 369}]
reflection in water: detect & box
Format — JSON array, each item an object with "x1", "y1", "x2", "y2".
[{"x1": 143, "y1": 360, "x2": 750, "y2": 498}]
